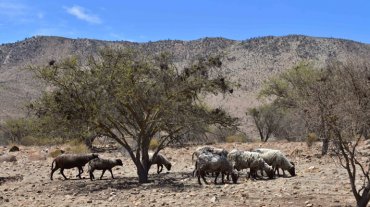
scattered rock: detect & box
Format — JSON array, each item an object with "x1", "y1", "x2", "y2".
[
  {"x1": 210, "y1": 196, "x2": 218, "y2": 203},
  {"x1": 9, "y1": 146, "x2": 20, "y2": 152},
  {"x1": 0, "y1": 154, "x2": 17, "y2": 163}
]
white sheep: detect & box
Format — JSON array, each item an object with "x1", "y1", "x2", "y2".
[
  {"x1": 88, "y1": 158, "x2": 123, "y2": 180},
  {"x1": 194, "y1": 152, "x2": 238, "y2": 185},
  {"x1": 192, "y1": 146, "x2": 228, "y2": 162},
  {"x1": 50, "y1": 153, "x2": 99, "y2": 180},
  {"x1": 254, "y1": 148, "x2": 296, "y2": 177},
  {"x1": 228, "y1": 150, "x2": 274, "y2": 179},
  {"x1": 149, "y1": 152, "x2": 172, "y2": 174}
]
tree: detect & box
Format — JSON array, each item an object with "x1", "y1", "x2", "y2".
[
  {"x1": 323, "y1": 61, "x2": 370, "y2": 207},
  {"x1": 260, "y1": 63, "x2": 333, "y2": 154},
  {"x1": 247, "y1": 103, "x2": 284, "y2": 142},
  {"x1": 262, "y1": 60, "x2": 370, "y2": 206},
  {"x1": 29, "y1": 48, "x2": 237, "y2": 183}
]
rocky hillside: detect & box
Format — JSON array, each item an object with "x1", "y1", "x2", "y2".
[{"x1": 1, "y1": 35, "x2": 370, "y2": 129}]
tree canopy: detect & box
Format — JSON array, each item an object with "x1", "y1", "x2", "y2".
[{"x1": 29, "y1": 48, "x2": 238, "y2": 182}]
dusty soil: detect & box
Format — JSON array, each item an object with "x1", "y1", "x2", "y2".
[{"x1": 0, "y1": 141, "x2": 362, "y2": 207}]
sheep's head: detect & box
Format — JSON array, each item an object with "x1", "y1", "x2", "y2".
[
  {"x1": 231, "y1": 170, "x2": 239, "y2": 184},
  {"x1": 266, "y1": 168, "x2": 274, "y2": 179},
  {"x1": 165, "y1": 163, "x2": 172, "y2": 171},
  {"x1": 288, "y1": 166, "x2": 296, "y2": 176},
  {"x1": 116, "y1": 159, "x2": 123, "y2": 166}
]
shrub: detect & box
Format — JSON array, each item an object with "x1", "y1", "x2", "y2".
[
  {"x1": 225, "y1": 133, "x2": 247, "y2": 143},
  {"x1": 306, "y1": 133, "x2": 318, "y2": 147},
  {"x1": 149, "y1": 138, "x2": 159, "y2": 150},
  {"x1": 66, "y1": 140, "x2": 90, "y2": 154},
  {"x1": 49, "y1": 149, "x2": 65, "y2": 158},
  {"x1": 20, "y1": 136, "x2": 63, "y2": 146}
]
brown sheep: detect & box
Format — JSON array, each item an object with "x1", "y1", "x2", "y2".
[
  {"x1": 88, "y1": 158, "x2": 123, "y2": 180},
  {"x1": 50, "y1": 153, "x2": 99, "y2": 180}
]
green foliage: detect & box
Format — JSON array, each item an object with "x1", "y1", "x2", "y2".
[
  {"x1": 2, "y1": 118, "x2": 35, "y2": 143},
  {"x1": 1, "y1": 117, "x2": 68, "y2": 145},
  {"x1": 260, "y1": 62, "x2": 322, "y2": 108}
]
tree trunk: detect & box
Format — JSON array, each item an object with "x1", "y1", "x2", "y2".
[
  {"x1": 136, "y1": 164, "x2": 150, "y2": 183},
  {"x1": 357, "y1": 188, "x2": 370, "y2": 207},
  {"x1": 357, "y1": 196, "x2": 370, "y2": 207},
  {"x1": 322, "y1": 137, "x2": 329, "y2": 155}
]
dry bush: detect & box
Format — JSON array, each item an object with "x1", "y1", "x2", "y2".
[
  {"x1": 20, "y1": 136, "x2": 63, "y2": 146},
  {"x1": 306, "y1": 133, "x2": 318, "y2": 147},
  {"x1": 65, "y1": 140, "x2": 90, "y2": 154},
  {"x1": 48, "y1": 149, "x2": 65, "y2": 158},
  {"x1": 225, "y1": 133, "x2": 248, "y2": 143},
  {"x1": 149, "y1": 138, "x2": 159, "y2": 150}
]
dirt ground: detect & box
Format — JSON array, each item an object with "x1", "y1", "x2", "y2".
[{"x1": 0, "y1": 141, "x2": 362, "y2": 207}]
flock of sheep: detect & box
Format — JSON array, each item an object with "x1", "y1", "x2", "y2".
[
  {"x1": 192, "y1": 146, "x2": 296, "y2": 185},
  {"x1": 49, "y1": 146, "x2": 295, "y2": 185}
]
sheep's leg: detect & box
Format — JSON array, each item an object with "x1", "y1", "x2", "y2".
[
  {"x1": 201, "y1": 172, "x2": 208, "y2": 184},
  {"x1": 197, "y1": 172, "x2": 202, "y2": 185},
  {"x1": 60, "y1": 168, "x2": 68, "y2": 180},
  {"x1": 214, "y1": 172, "x2": 220, "y2": 184},
  {"x1": 89, "y1": 169, "x2": 95, "y2": 181},
  {"x1": 100, "y1": 169, "x2": 106, "y2": 179},
  {"x1": 157, "y1": 164, "x2": 163, "y2": 174},
  {"x1": 109, "y1": 169, "x2": 114, "y2": 179},
  {"x1": 221, "y1": 172, "x2": 225, "y2": 184},
  {"x1": 50, "y1": 167, "x2": 59, "y2": 180},
  {"x1": 226, "y1": 172, "x2": 230, "y2": 181},
  {"x1": 76, "y1": 167, "x2": 83, "y2": 179}
]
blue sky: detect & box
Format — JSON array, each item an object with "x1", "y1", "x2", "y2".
[{"x1": 0, "y1": 0, "x2": 369, "y2": 44}]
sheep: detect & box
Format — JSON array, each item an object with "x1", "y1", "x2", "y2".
[
  {"x1": 191, "y1": 146, "x2": 229, "y2": 177},
  {"x1": 254, "y1": 148, "x2": 296, "y2": 177},
  {"x1": 149, "y1": 152, "x2": 172, "y2": 174},
  {"x1": 228, "y1": 150, "x2": 274, "y2": 179},
  {"x1": 195, "y1": 152, "x2": 238, "y2": 185},
  {"x1": 192, "y1": 146, "x2": 228, "y2": 162},
  {"x1": 50, "y1": 153, "x2": 99, "y2": 180},
  {"x1": 88, "y1": 158, "x2": 123, "y2": 180}
]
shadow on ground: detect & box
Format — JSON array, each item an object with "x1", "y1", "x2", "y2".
[{"x1": 51, "y1": 171, "x2": 200, "y2": 195}]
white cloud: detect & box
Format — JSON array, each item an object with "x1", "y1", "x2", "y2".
[
  {"x1": 65, "y1": 5, "x2": 102, "y2": 24},
  {"x1": 0, "y1": 1, "x2": 27, "y2": 18}
]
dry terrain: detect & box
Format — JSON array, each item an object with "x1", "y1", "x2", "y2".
[{"x1": 0, "y1": 141, "x2": 363, "y2": 207}]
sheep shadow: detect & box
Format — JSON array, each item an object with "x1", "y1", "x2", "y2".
[{"x1": 57, "y1": 171, "x2": 199, "y2": 195}]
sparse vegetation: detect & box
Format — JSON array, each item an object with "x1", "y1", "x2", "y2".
[{"x1": 261, "y1": 60, "x2": 370, "y2": 207}]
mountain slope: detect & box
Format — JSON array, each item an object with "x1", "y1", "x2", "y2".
[{"x1": 1, "y1": 35, "x2": 370, "y2": 129}]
